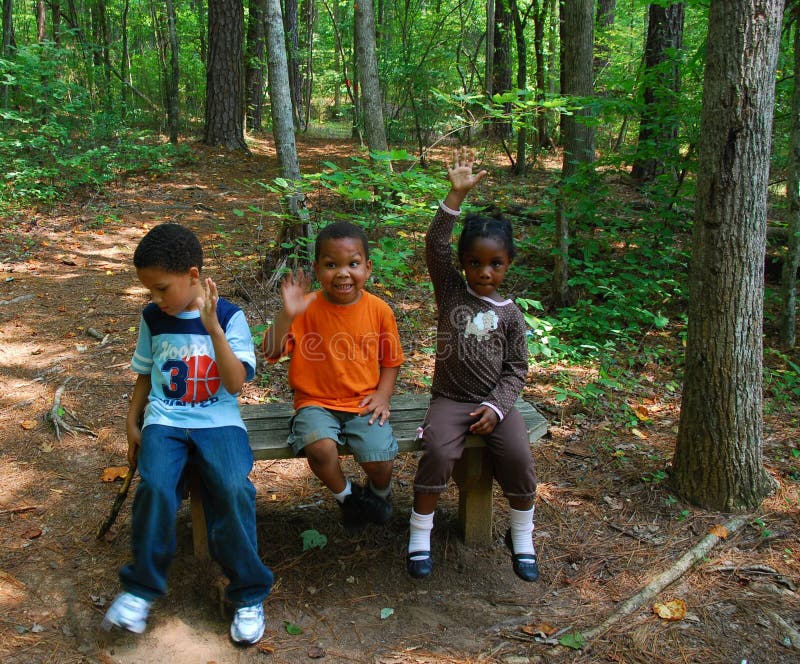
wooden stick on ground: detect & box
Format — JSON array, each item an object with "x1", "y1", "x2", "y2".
[
  {"x1": 581, "y1": 514, "x2": 750, "y2": 642},
  {"x1": 96, "y1": 464, "x2": 137, "y2": 540}
]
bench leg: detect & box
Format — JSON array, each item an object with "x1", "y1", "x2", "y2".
[
  {"x1": 452, "y1": 447, "x2": 493, "y2": 547},
  {"x1": 187, "y1": 473, "x2": 210, "y2": 560}
]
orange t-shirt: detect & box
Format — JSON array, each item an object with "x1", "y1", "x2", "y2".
[{"x1": 270, "y1": 290, "x2": 404, "y2": 411}]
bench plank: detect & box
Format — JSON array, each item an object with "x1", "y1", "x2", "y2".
[{"x1": 189, "y1": 395, "x2": 548, "y2": 557}]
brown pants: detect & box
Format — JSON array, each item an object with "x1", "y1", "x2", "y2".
[{"x1": 413, "y1": 396, "x2": 537, "y2": 499}]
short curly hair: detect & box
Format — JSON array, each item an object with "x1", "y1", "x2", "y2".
[
  {"x1": 314, "y1": 221, "x2": 370, "y2": 261},
  {"x1": 133, "y1": 223, "x2": 203, "y2": 273}
]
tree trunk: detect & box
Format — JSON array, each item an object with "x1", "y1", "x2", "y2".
[
  {"x1": 354, "y1": 0, "x2": 389, "y2": 156},
  {"x1": 265, "y1": 0, "x2": 309, "y2": 256},
  {"x1": 630, "y1": 3, "x2": 685, "y2": 184},
  {"x1": 53, "y1": 1, "x2": 61, "y2": 45},
  {"x1": 37, "y1": 0, "x2": 46, "y2": 42},
  {"x1": 121, "y1": 0, "x2": 129, "y2": 115},
  {"x1": 246, "y1": 0, "x2": 267, "y2": 131},
  {"x1": 2, "y1": 0, "x2": 14, "y2": 107},
  {"x1": 165, "y1": 0, "x2": 180, "y2": 144},
  {"x1": 594, "y1": 0, "x2": 615, "y2": 80},
  {"x1": 284, "y1": 0, "x2": 304, "y2": 130},
  {"x1": 204, "y1": 0, "x2": 248, "y2": 151},
  {"x1": 490, "y1": 0, "x2": 512, "y2": 139},
  {"x1": 486, "y1": 0, "x2": 495, "y2": 96},
  {"x1": 553, "y1": 0, "x2": 594, "y2": 308},
  {"x1": 672, "y1": 0, "x2": 783, "y2": 511},
  {"x1": 532, "y1": 0, "x2": 553, "y2": 151},
  {"x1": 510, "y1": 0, "x2": 528, "y2": 174},
  {"x1": 782, "y1": 16, "x2": 800, "y2": 349}
]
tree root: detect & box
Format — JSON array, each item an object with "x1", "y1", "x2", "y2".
[{"x1": 46, "y1": 382, "x2": 97, "y2": 441}]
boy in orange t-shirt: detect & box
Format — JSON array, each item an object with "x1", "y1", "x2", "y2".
[{"x1": 263, "y1": 221, "x2": 404, "y2": 532}]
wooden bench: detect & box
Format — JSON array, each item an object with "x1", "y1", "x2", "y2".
[{"x1": 188, "y1": 394, "x2": 548, "y2": 558}]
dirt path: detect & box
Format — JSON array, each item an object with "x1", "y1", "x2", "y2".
[{"x1": 1, "y1": 137, "x2": 799, "y2": 664}]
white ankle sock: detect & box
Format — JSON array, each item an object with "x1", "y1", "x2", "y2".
[
  {"x1": 408, "y1": 510, "x2": 434, "y2": 557},
  {"x1": 509, "y1": 506, "x2": 535, "y2": 556},
  {"x1": 333, "y1": 479, "x2": 352, "y2": 504}
]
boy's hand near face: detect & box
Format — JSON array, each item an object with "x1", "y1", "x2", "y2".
[
  {"x1": 280, "y1": 270, "x2": 316, "y2": 318},
  {"x1": 198, "y1": 277, "x2": 223, "y2": 334}
]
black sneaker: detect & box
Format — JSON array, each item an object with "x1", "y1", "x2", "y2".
[
  {"x1": 360, "y1": 485, "x2": 393, "y2": 525},
  {"x1": 339, "y1": 483, "x2": 367, "y2": 534}
]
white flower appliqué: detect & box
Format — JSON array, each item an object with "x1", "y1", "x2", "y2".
[{"x1": 464, "y1": 310, "x2": 499, "y2": 341}]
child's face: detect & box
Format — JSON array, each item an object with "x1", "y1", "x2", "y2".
[
  {"x1": 137, "y1": 265, "x2": 201, "y2": 316},
  {"x1": 459, "y1": 236, "x2": 512, "y2": 300},
  {"x1": 313, "y1": 237, "x2": 372, "y2": 305}
]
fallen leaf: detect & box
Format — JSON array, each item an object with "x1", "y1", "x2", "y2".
[
  {"x1": 631, "y1": 427, "x2": 648, "y2": 440},
  {"x1": 632, "y1": 405, "x2": 651, "y2": 421},
  {"x1": 709, "y1": 524, "x2": 729, "y2": 539},
  {"x1": 284, "y1": 620, "x2": 302, "y2": 635},
  {"x1": 100, "y1": 466, "x2": 129, "y2": 483},
  {"x1": 21, "y1": 527, "x2": 42, "y2": 539},
  {"x1": 307, "y1": 646, "x2": 326, "y2": 658},
  {"x1": 256, "y1": 642, "x2": 275, "y2": 654},
  {"x1": 559, "y1": 631, "x2": 586, "y2": 650},
  {"x1": 20, "y1": 420, "x2": 38, "y2": 430},
  {"x1": 653, "y1": 598, "x2": 687, "y2": 621},
  {"x1": 521, "y1": 621, "x2": 558, "y2": 637}
]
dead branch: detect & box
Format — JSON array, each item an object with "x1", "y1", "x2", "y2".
[
  {"x1": 581, "y1": 514, "x2": 750, "y2": 643},
  {"x1": 46, "y1": 382, "x2": 97, "y2": 440},
  {"x1": 96, "y1": 463, "x2": 137, "y2": 540}
]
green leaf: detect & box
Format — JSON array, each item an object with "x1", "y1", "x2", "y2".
[
  {"x1": 232, "y1": 208, "x2": 245, "y2": 217},
  {"x1": 558, "y1": 631, "x2": 586, "y2": 650},
  {"x1": 380, "y1": 607, "x2": 394, "y2": 620},
  {"x1": 284, "y1": 620, "x2": 303, "y2": 635},
  {"x1": 300, "y1": 529, "x2": 328, "y2": 551}
]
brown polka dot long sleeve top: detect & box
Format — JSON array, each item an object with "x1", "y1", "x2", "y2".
[{"x1": 426, "y1": 204, "x2": 529, "y2": 418}]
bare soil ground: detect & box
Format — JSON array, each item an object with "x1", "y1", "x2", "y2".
[{"x1": 1, "y1": 136, "x2": 799, "y2": 664}]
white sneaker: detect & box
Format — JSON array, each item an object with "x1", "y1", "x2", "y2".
[
  {"x1": 230, "y1": 603, "x2": 265, "y2": 644},
  {"x1": 101, "y1": 592, "x2": 152, "y2": 634}
]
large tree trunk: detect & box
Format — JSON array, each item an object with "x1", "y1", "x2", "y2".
[
  {"x1": 204, "y1": 0, "x2": 248, "y2": 151},
  {"x1": 630, "y1": 3, "x2": 685, "y2": 184},
  {"x1": 246, "y1": 0, "x2": 267, "y2": 132},
  {"x1": 672, "y1": 0, "x2": 782, "y2": 510},
  {"x1": 265, "y1": 0, "x2": 309, "y2": 259},
  {"x1": 553, "y1": 0, "x2": 594, "y2": 307},
  {"x1": 354, "y1": 0, "x2": 389, "y2": 156},
  {"x1": 782, "y1": 16, "x2": 800, "y2": 349}
]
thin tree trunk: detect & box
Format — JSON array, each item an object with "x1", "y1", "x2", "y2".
[
  {"x1": 246, "y1": 0, "x2": 267, "y2": 131},
  {"x1": 782, "y1": 16, "x2": 800, "y2": 349},
  {"x1": 264, "y1": 0, "x2": 309, "y2": 256},
  {"x1": 354, "y1": 0, "x2": 389, "y2": 157},
  {"x1": 631, "y1": 3, "x2": 685, "y2": 184},
  {"x1": 553, "y1": 0, "x2": 594, "y2": 308},
  {"x1": 672, "y1": 0, "x2": 782, "y2": 510},
  {"x1": 165, "y1": 0, "x2": 180, "y2": 143}
]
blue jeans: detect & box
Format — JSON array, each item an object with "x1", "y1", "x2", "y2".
[{"x1": 119, "y1": 425, "x2": 273, "y2": 607}]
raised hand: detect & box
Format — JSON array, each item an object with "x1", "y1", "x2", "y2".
[
  {"x1": 444, "y1": 147, "x2": 488, "y2": 210},
  {"x1": 280, "y1": 269, "x2": 316, "y2": 318}
]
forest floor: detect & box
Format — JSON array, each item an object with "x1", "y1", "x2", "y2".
[{"x1": 0, "y1": 135, "x2": 799, "y2": 664}]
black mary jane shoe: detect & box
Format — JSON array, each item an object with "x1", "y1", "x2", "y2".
[
  {"x1": 504, "y1": 529, "x2": 539, "y2": 582},
  {"x1": 406, "y1": 551, "x2": 433, "y2": 579}
]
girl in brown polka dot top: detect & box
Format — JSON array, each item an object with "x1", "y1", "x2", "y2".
[{"x1": 406, "y1": 148, "x2": 539, "y2": 583}]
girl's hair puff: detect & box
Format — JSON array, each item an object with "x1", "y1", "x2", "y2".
[{"x1": 457, "y1": 209, "x2": 516, "y2": 262}]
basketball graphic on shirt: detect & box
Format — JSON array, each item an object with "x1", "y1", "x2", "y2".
[{"x1": 182, "y1": 354, "x2": 221, "y2": 402}]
